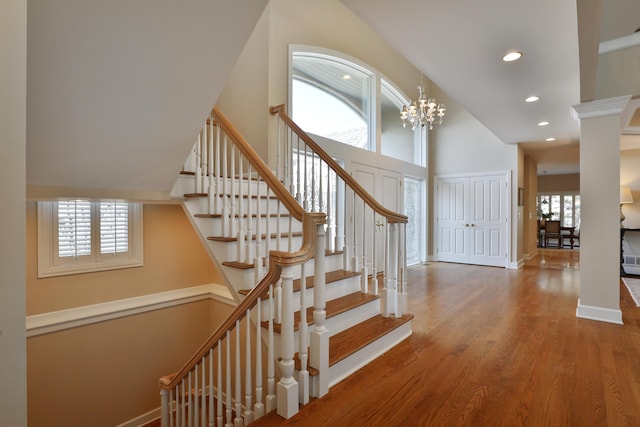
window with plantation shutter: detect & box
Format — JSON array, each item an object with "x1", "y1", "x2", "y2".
[
  {"x1": 57, "y1": 200, "x2": 92, "y2": 258},
  {"x1": 38, "y1": 200, "x2": 143, "y2": 277},
  {"x1": 99, "y1": 202, "x2": 129, "y2": 255}
]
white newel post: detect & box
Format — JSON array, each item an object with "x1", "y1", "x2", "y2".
[
  {"x1": 160, "y1": 389, "x2": 169, "y2": 427},
  {"x1": 310, "y1": 223, "x2": 329, "y2": 398},
  {"x1": 277, "y1": 265, "x2": 299, "y2": 419},
  {"x1": 383, "y1": 222, "x2": 398, "y2": 318}
]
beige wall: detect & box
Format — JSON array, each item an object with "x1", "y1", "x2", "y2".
[
  {"x1": 538, "y1": 173, "x2": 580, "y2": 193},
  {"x1": 428, "y1": 84, "x2": 519, "y2": 261},
  {"x1": 26, "y1": 203, "x2": 232, "y2": 425},
  {"x1": 28, "y1": 299, "x2": 234, "y2": 427},
  {"x1": 26, "y1": 203, "x2": 225, "y2": 314},
  {"x1": 523, "y1": 155, "x2": 539, "y2": 257},
  {"x1": 0, "y1": 0, "x2": 27, "y2": 425}
]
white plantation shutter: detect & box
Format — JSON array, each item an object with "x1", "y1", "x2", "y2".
[
  {"x1": 100, "y1": 202, "x2": 129, "y2": 254},
  {"x1": 37, "y1": 200, "x2": 143, "y2": 277},
  {"x1": 57, "y1": 200, "x2": 92, "y2": 258}
]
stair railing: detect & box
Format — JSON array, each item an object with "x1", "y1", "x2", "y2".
[
  {"x1": 270, "y1": 104, "x2": 409, "y2": 318},
  {"x1": 160, "y1": 107, "x2": 326, "y2": 426}
]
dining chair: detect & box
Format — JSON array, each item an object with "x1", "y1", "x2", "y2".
[{"x1": 544, "y1": 220, "x2": 561, "y2": 248}]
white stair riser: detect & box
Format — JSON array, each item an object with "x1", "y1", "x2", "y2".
[
  {"x1": 171, "y1": 174, "x2": 274, "y2": 198},
  {"x1": 269, "y1": 298, "x2": 382, "y2": 361},
  {"x1": 327, "y1": 322, "x2": 412, "y2": 389}
]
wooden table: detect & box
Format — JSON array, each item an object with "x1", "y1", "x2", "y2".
[{"x1": 538, "y1": 224, "x2": 576, "y2": 249}]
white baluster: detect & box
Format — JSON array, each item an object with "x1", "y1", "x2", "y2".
[
  {"x1": 217, "y1": 344, "x2": 223, "y2": 427},
  {"x1": 246, "y1": 164, "x2": 254, "y2": 265},
  {"x1": 181, "y1": 378, "x2": 186, "y2": 427},
  {"x1": 382, "y1": 221, "x2": 390, "y2": 318},
  {"x1": 266, "y1": 285, "x2": 276, "y2": 413},
  {"x1": 296, "y1": 136, "x2": 301, "y2": 203},
  {"x1": 254, "y1": 298, "x2": 265, "y2": 418},
  {"x1": 400, "y1": 222, "x2": 408, "y2": 315},
  {"x1": 234, "y1": 321, "x2": 242, "y2": 427},
  {"x1": 351, "y1": 190, "x2": 359, "y2": 272},
  {"x1": 372, "y1": 217, "x2": 379, "y2": 296},
  {"x1": 195, "y1": 134, "x2": 203, "y2": 194},
  {"x1": 188, "y1": 372, "x2": 193, "y2": 427},
  {"x1": 208, "y1": 119, "x2": 215, "y2": 215},
  {"x1": 310, "y1": 223, "x2": 328, "y2": 398},
  {"x1": 230, "y1": 146, "x2": 237, "y2": 238},
  {"x1": 201, "y1": 357, "x2": 206, "y2": 427},
  {"x1": 237, "y1": 154, "x2": 245, "y2": 263},
  {"x1": 202, "y1": 126, "x2": 209, "y2": 194},
  {"x1": 244, "y1": 309, "x2": 254, "y2": 424},
  {"x1": 311, "y1": 152, "x2": 316, "y2": 211},
  {"x1": 298, "y1": 262, "x2": 309, "y2": 404},
  {"x1": 193, "y1": 365, "x2": 199, "y2": 427},
  {"x1": 361, "y1": 201, "x2": 368, "y2": 294},
  {"x1": 225, "y1": 331, "x2": 232, "y2": 427},
  {"x1": 215, "y1": 122, "x2": 222, "y2": 215},
  {"x1": 208, "y1": 348, "x2": 214, "y2": 427},
  {"x1": 222, "y1": 134, "x2": 230, "y2": 238},
  {"x1": 277, "y1": 265, "x2": 299, "y2": 419},
  {"x1": 303, "y1": 143, "x2": 308, "y2": 210}
]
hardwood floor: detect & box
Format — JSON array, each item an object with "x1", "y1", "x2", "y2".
[{"x1": 253, "y1": 249, "x2": 640, "y2": 426}]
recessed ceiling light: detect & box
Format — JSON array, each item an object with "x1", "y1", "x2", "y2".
[
  {"x1": 342, "y1": 74, "x2": 352, "y2": 80},
  {"x1": 538, "y1": 121, "x2": 550, "y2": 126},
  {"x1": 545, "y1": 137, "x2": 556, "y2": 142},
  {"x1": 525, "y1": 96, "x2": 540, "y2": 103},
  {"x1": 502, "y1": 51, "x2": 523, "y2": 62}
]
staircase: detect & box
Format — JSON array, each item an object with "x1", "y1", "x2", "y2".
[{"x1": 158, "y1": 107, "x2": 412, "y2": 426}]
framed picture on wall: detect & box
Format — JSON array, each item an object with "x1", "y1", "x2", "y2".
[{"x1": 518, "y1": 187, "x2": 524, "y2": 206}]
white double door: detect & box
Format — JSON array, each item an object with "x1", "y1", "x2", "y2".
[{"x1": 436, "y1": 172, "x2": 509, "y2": 267}]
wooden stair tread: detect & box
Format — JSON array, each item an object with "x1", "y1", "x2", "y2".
[
  {"x1": 291, "y1": 313, "x2": 413, "y2": 377},
  {"x1": 263, "y1": 291, "x2": 380, "y2": 333},
  {"x1": 329, "y1": 314, "x2": 413, "y2": 367},
  {"x1": 194, "y1": 213, "x2": 291, "y2": 219},
  {"x1": 184, "y1": 193, "x2": 277, "y2": 199},
  {"x1": 292, "y1": 269, "x2": 360, "y2": 292},
  {"x1": 238, "y1": 267, "x2": 357, "y2": 295},
  {"x1": 208, "y1": 231, "x2": 302, "y2": 243}
]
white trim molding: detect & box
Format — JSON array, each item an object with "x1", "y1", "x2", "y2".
[
  {"x1": 26, "y1": 284, "x2": 235, "y2": 337},
  {"x1": 576, "y1": 299, "x2": 623, "y2": 325},
  {"x1": 571, "y1": 95, "x2": 631, "y2": 121},
  {"x1": 599, "y1": 32, "x2": 640, "y2": 55}
]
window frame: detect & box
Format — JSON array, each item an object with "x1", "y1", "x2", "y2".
[{"x1": 37, "y1": 200, "x2": 143, "y2": 278}]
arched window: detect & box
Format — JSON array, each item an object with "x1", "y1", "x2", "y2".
[
  {"x1": 290, "y1": 47, "x2": 424, "y2": 166},
  {"x1": 291, "y1": 51, "x2": 371, "y2": 149}
]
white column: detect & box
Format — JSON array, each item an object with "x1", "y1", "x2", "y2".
[
  {"x1": 310, "y1": 223, "x2": 329, "y2": 397},
  {"x1": 277, "y1": 266, "x2": 299, "y2": 419},
  {"x1": 572, "y1": 95, "x2": 631, "y2": 324}
]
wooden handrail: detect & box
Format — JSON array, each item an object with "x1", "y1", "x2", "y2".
[
  {"x1": 159, "y1": 107, "x2": 326, "y2": 391},
  {"x1": 270, "y1": 104, "x2": 408, "y2": 224},
  {"x1": 212, "y1": 106, "x2": 304, "y2": 223},
  {"x1": 159, "y1": 211, "x2": 325, "y2": 390}
]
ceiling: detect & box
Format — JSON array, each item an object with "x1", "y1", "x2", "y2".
[{"x1": 341, "y1": 0, "x2": 640, "y2": 175}]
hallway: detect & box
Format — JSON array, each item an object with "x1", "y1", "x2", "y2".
[{"x1": 255, "y1": 250, "x2": 640, "y2": 426}]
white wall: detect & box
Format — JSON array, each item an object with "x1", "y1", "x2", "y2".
[
  {"x1": 0, "y1": 0, "x2": 27, "y2": 425},
  {"x1": 428, "y1": 84, "x2": 519, "y2": 262}
]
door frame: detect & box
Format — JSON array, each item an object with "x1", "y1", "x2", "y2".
[{"x1": 434, "y1": 170, "x2": 511, "y2": 268}]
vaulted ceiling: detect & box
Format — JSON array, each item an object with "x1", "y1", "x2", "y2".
[{"x1": 341, "y1": 0, "x2": 640, "y2": 175}]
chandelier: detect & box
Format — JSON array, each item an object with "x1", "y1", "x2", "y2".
[{"x1": 400, "y1": 82, "x2": 446, "y2": 130}]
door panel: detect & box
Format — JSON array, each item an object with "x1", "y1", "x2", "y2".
[
  {"x1": 437, "y1": 178, "x2": 469, "y2": 263},
  {"x1": 437, "y1": 173, "x2": 508, "y2": 267}
]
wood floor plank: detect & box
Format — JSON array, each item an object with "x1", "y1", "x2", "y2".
[{"x1": 251, "y1": 249, "x2": 640, "y2": 426}]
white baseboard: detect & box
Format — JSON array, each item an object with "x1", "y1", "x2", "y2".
[
  {"x1": 26, "y1": 283, "x2": 236, "y2": 337},
  {"x1": 576, "y1": 299, "x2": 623, "y2": 324},
  {"x1": 115, "y1": 407, "x2": 160, "y2": 427}
]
